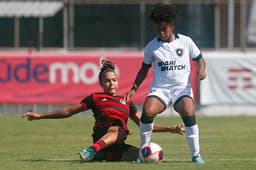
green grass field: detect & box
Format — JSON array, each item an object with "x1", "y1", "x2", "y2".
[{"x1": 1, "y1": 114, "x2": 256, "y2": 170}]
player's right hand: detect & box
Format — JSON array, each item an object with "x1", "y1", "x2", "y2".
[
  {"x1": 169, "y1": 123, "x2": 186, "y2": 135},
  {"x1": 22, "y1": 112, "x2": 41, "y2": 121}
]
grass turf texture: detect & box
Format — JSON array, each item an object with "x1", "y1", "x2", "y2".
[{"x1": 1, "y1": 114, "x2": 256, "y2": 170}]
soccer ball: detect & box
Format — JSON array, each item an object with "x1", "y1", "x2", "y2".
[{"x1": 139, "y1": 142, "x2": 163, "y2": 163}]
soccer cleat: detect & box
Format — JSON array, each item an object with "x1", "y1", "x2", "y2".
[
  {"x1": 192, "y1": 155, "x2": 205, "y2": 164},
  {"x1": 79, "y1": 148, "x2": 95, "y2": 161},
  {"x1": 135, "y1": 157, "x2": 142, "y2": 163}
]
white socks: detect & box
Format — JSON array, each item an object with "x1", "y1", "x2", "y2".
[
  {"x1": 185, "y1": 124, "x2": 200, "y2": 157},
  {"x1": 139, "y1": 121, "x2": 154, "y2": 147},
  {"x1": 140, "y1": 121, "x2": 201, "y2": 157}
]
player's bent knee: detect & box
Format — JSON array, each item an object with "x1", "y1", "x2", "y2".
[
  {"x1": 143, "y1": 97, "x2": 165, "y2": 116},
  {"x1": 108, "y1": 126, "x2": 127, "y2": 143},
  {"x1": 107, "y1": 126, "x2": 120, "y2": 132}
]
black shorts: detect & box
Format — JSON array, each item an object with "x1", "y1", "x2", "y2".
[
  {"x1": 92, "y1": 123, "x2": 138, "y2": 161},
  {"x1": 92, "y1": 122, "x2": 128, "y2": 143},
  {"x1": 94, "y1": 143, "x2": 139, "y2": 162}
]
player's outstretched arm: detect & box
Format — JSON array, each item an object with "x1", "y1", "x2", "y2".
[
  {"x1": 125, "y1": 63, "x2": 151, "y2": 100},
  {"x1": 153, "y1": 123, "x2": 186, "y2": 135},
  {"x1": 22, "y1": 104, "x2": 85, "y2": 121},
  {"x1": 130, "y1": 113, "x2": 185, "y2": 135}
]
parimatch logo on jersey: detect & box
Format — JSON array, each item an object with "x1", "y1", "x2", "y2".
[
  {"x1": 158, "y1": 60, "x2": 185, "y2": 71},
  {"x1": 175, "y1": 48, "x2": 183, "y2": 56}
]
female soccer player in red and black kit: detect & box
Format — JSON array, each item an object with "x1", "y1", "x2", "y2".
[{"x1": 23, "y1": 59, "x2": 185, "y2": 162}]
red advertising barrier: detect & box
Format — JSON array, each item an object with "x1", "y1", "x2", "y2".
[{"x1": 0, "y1": 52, "x2": 199, "y2": 104}]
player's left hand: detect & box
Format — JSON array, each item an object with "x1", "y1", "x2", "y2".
[
  {"x1": 198, "y1": 70, "x2": 206, "y2": 80},
  {"x1": 169, "y1": 123, "x2": 186, "y2": 135}
]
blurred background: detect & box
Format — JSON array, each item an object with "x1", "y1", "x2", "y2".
[
  {"x1": 0, "y1": 0, "x2": 255, "y2": 50},
  {"x1": 0, "y1": 0, "x2": 256, "y2": 116}
]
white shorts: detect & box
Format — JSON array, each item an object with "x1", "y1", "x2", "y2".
[{"x1": 147, "y1": 84, "x2": 193, "y2": 108}]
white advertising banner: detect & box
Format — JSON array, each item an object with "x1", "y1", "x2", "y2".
[{"x1": 200, "y1": 51, "x2": 256, "y2": 105}]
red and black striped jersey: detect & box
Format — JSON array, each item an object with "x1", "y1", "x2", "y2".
[{"x1": 80, "y1": 92, "x2": 138, "y2": 132}]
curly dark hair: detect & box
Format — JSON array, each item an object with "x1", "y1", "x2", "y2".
[
  {"x1": 98, "y1": 59, "x2": 116, "y2": 83},
  {"x1": 149, "y1": 3, "x2": 178, "y2": 24}
]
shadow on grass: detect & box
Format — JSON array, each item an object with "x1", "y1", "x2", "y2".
[
  {"x1": 19, "y1": 158, "x2": 81, "y2": 163},
  {"x1": 19, "y1": 158, "x2": 191, "y2": 164},
  {"x1": 161, "y1": 159, "x2": 191, "y2": 164}
]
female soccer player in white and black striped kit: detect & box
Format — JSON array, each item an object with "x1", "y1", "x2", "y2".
[{"x1": 125, "y1": 3, "x2": 207, "y2": 164}]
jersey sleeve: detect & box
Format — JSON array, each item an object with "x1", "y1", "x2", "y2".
[
  {"x1": 143, "y1": 43, "x2": 154, "y2": 65},
  {"x1": 187, "y1": 36, "x2": 201, "y2": 60},
  {"x1": 80, "y1": 94, "x2": 93, "y2": 109}
]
